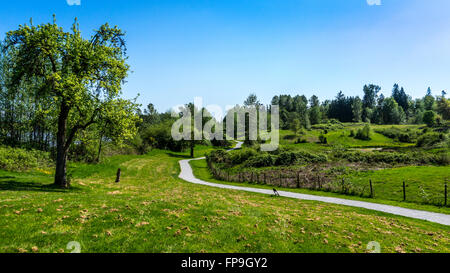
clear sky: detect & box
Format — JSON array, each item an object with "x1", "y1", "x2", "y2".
[{"x1": 1, "y1": 0, "x2": 449, "y2": 111}]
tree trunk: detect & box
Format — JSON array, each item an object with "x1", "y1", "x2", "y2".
[
  {"x1": 190, "y1": 140, "x2": 194, "y2": 158},
  {"x1": 96, "y1": 134, "x2": 103, "y2": 163},
  {"x1": 54, "y1": 102, "x2": 70, "y2": 188}
]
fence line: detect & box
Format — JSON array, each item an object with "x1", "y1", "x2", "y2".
[{"x1": 207, "y1": 160, "x2": 449, "y2": 207}]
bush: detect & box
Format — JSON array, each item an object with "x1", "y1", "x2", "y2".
[
  {"x1": 295, "y1": 138, "x2": 308, "y2": 144},
  {"x1": 423, "y1": 110, "x2": 437, "y2": 127},
  {"x1": 319, "y1": 135, "x2": 328, "y2": 144},
  {"x1": 211, "y1": 139, "x2": 232, "y2": 148},
  {"x1": 376, "y1": 127, "x2": 419, "y2": 143},
  {"x1": 245, "y1": 154, "x2": 275, "y2": 167},
  {"x1": 142, "y1": 121, "x2": 189, "y2": 152},
  {"x1": 311, "y1": 120, "x2": 344, "y2": 131},
  {"x1": 229, "y1": 148, "x2": 259, "y2": 165},
  {"x1": 416, "y1": 133, "x2": 446, "y2": 147},
  {"x1": 206, "y1": 150, "x2": 230, "y2": 164},
  {"x1": 0, "y1": 146, "x2": 51, "y2": 171},
  {"x1": 69, "y1": 142, "x2": 99, "y2": 163},
  {"x1": 398, "y1": 133, "x2": 413, "y2": 143},
  {"x1": 355, "y1": 124, "x2": 371, "y2": 141}
]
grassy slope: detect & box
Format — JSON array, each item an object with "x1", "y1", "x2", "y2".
[
  {"x1": 280, "y1": 124, "x2": 419, "y2": 148},
  {"x1": 0, "y1": 147, "x2": 449, "y2": 253}
]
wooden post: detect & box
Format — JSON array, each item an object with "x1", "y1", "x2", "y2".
[
  {"x1": 369, "y1": 180, "x2": 374, "y2": 198},
  {"x1": 403, "y1": 181, "x2": 406, "y2": 201},
  {"x1": 115, "y1": 168, "x2": 121, "y2": 183},
  {"x1": 317, "y1": 175, "x2": 321, "y2": 190},
  {"x1": 263, "y1": 173, "x2": 266, "y2": 184},
  {"x1": 445, "y1": 183, "x2": 448, "y2": 207},
  {"x1": 297, "y1": 172, "x2": 301, "y2": 188},
  {"x1": 279, "y1": 173, "x2": 282, "y2": 187},
  {"x1": 341, "y1": 178, "x2": 345, "y2": 193}
]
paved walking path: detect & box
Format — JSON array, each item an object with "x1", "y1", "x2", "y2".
[{"x1": 178, "y1": 142, "x2": 450, "y2": 226}]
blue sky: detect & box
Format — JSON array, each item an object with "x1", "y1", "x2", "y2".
[{"x1": 0, "y1": 0, "x2": 449, "y2": 111}]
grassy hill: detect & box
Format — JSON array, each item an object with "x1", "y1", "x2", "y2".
[{"x1": 0, "y1": 146, "x2": 449, "y2": 253}]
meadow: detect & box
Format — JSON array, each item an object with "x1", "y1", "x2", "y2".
[{"x1": 1, "y1": 146, "x2": 449, "y2": 253}]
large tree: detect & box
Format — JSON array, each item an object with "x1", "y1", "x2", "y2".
[
  {"x1": 3, "y1": 19, "x2": 139, "y2": 187},
  {"x1": 392, "y1": 84, "x2": 410, "y2": 113},
  {"x1": 309, "y1": 95, "x2": 321, "y2": 125},
  {"x1": 363, "y1": 84, "x2": 381, "y2": 109}
]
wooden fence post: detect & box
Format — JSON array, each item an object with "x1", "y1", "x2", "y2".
[
  {"x1": 297, "y1": 172, "x2": 301, "y2": 188},
  {"x1": 115, "y1": 168, "x2": 121, "y2": 183},
  {"x1": 445, "y1": 183, "x2": 448, "y2": 207},
  {"x1": 279, "y1": 173, "x2": 282, "y2": 187},
  {"x1": 263, "y1": 173, "x2": 266, "y2": 184},
  {"x1": 341, "y1": 178, "x2": 345, "y2": 193},
  {"x1": 403, "y1": 181, "x2": 406, "y2": 201},
  {"x1": 369, "y1": 180, "x2": 373, "y2": 198}
]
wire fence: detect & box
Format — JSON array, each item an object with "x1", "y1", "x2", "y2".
[{"x1": 207, "y1": 160, "x2": 449, "y2": 207}]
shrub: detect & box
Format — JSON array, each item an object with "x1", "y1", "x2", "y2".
[
  {"x1": 69, "y1": 142, "x2": 99, "y2": 163},
  {"x1": 311, "y1": 120, "x2": 344, "y2": 131},
  {"x1": 319, "y1": 135, "x2": 328, "y2": 144},
  {"x1": 423, "y1": 110, "x2": 437, "y2": 127},
  {"x1": 416, "y1": 133, "x2": 445, "y2": 147},
  {"x1": 245, "y1": 154, "x2": 275, "y2": 167},
  {"x1": 229, "y1": 148, "x2": 258, "y2": 165},
  {"x1": 211, "y1": 139, "x2": 232, "y2": 148},
  {"x1": 398, "y1": 133, "x2": 413, "y2": 143},
  {"x1": 0, "y1": 146, "x2": 51, "y2": 171},
  {"x1": 295, "y1": 138, "x2": 308, "y2": 144},
  {"x1": 355, "y1": 124, "x2": 371, "y2": 141},
  {"x1": 142, "y1": 121, "x2": 189, "y2": 152},
  {"x1": 206, "y1": 150, "x2": 230, "y2": 164},
  {"x1": 276, "y1": 152, "x2": 297, "y2": 165},
  {"x1": 376, "y1": 127, "x2": 419, "y2": 143}
]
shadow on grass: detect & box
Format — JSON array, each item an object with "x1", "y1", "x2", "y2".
[
  {"x1": 166, "y1": 152, "x2": 193, "y2": 159},
  {"x1": 0, "y1": 177, "x2": 81, "y2": 193}
]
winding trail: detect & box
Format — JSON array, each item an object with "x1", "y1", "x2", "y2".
[{"x1": 179, "y1": 142, "x2": 450, "y2": 226}]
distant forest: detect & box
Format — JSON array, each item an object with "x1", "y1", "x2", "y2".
[{"x1": 273, "y1": 84, "x2": 449, "y2": 131}]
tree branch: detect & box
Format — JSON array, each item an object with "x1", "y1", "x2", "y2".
[{"x1": 64, "y1": 108, "x2": 100, "y2": 151}]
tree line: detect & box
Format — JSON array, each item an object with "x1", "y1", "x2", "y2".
[{"x1": 272, "y1": 84, "x2": 449, "y2": 130}]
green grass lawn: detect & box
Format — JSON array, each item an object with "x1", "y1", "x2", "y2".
[{"x1": 1, "y1": 147, "x2": 449, "y2": 253}]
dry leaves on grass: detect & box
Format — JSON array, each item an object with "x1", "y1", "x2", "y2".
[{"x1": 135, "y1": 222, "x2": 150, "y2": 227}]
